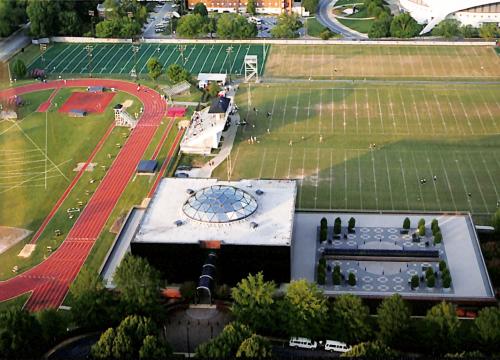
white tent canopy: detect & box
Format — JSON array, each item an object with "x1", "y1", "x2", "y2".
[{"x1": 197, "y1": 73, "x2": 227, "y2": 83}]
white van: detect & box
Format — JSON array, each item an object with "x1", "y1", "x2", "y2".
[
  {"x1": 324, "y1": 340, "x2": 351, "y2": 353},
  {"x1": 289, "y1": 337, "x2": 317, "y2": 350}
]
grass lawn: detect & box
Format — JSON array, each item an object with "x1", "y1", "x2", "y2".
[
  {"x1": 337, "y1": 17, "x2": 373, "y2": 33},
  {"x1": 0, "y1": 89, "x2": 142, "y2": 280},
  {"x1": 212, "y1": 82, "x2": 500, "y2": 218},
  {"x1": 0, "y1": 293, "x2": 30, "y2": 312},
  {"x1": 335, "y1": 0, "x2": 364, "y2": 5},
  {"x1": 305, "y1": 18, "x2": 328, "y2": 38},
  {"x1": 265, "y1": 45, "x2": 500, "y2": 80}
]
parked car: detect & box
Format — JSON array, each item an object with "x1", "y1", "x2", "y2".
[
  {"x1": 177, "y1": 165, "x2": 192, "y2": 171},
  {"x1": 175, "y1": 172, "x2": 189, "y2": 178},
  {"x1": 289, "y1": 337, "x2": 317, "y2": 350},
  {"x1": 324, "y1": 340, "x2": 351, "y2": 353}
]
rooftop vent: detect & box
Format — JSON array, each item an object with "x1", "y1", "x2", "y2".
[
  {"x1": 174, "y1": 220, "x2": 183, "y2": 227},
  {"x1": 250, "y1": 222, "x2": 258, "y2": 229},
  {"x1": 186, "y1": 188, "x2": 195, "y2": 195},
  {"x1": 255, "y1": 189, "x2": 264, "y2": 195}
]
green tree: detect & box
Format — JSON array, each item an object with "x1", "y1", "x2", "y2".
[
  {"x1": 377, "y1": 294, "x2": 410, "y2": 346},
  {"x1": 431, "y1": 218, "x2": 439, "y2": 233},
  {"x1": 231, "y1": 272, "x2": 276, "y2": 333},
  {"x1": 206, "y1": 16, "x2": 217, "y2": 38},
  {"x1": 320, "y1": 29, "x2": 334, "y2": 40},
  {"x1": 176, "y1": 13, "x2": 206, "y2": 38},
  {"x1": 195, "y1": 322, "x2": 252, "y2": 358},
  {"x1": 114, "y1": 254, "x2": 162, "y2": 317},
  {"x1": 193, "y1": 2, "x2": 208, "y2": 17},
  {"x1": 332, "y1": 270, "x2": 341, "y2": 285},
  {"x1": 95, "y1": 18, "x2": 120, "y2": 38},
  {"x1": 207, "y1": 81, "x2": 221, "y2": 98},
  {"x1": 474, "y1": 307, "x2": 500, "y2": 353},
  {"x1": 439, "y1": 260, "x2": 447, "y2": 272},
  {"x1": 271, "y1": 13, "x2": 302, "y2": 38},
  {"x1": 492, "y1": 209, "x2": 500, "y2": 238},
  {"x1": 460, "y1": 25, "x2": 479, "y2": 38},
  {"x1": 217, "y1": 14, "x2": 257, "y2": 39},
  {"x1": 390, "y1": 13, "x2": 422, "y2": 38},
  {"x1": 418, "y1": 224, "x2": 426, "y2": 236},
  {"x1": 92, "y1": 327, "x2": 116, "y2": 359},
  {"x1": 70, "y1": 267, "x2": 115, "y2": 329},
  {"x1": 432, "y1": 19, "x2": 462, "y2": 39},
  {"x1": 348, "y1": 217, "x2": 356, "y2": 231},
  {"x1": 442, "y1": 273, "x2": 452, "y2": 289},
  {"x1": 479, "y1": 23, "x2": 499, "y2": 39},
  {"x1": 36, "y1": 309, "x2": 68, "y2": 345},
  {"x1": 147, "y1": 57, "x2": 163, "y2": 81},
  {"x1": 427, "y1": 274, "x2": 435, "y2": 288},
  {"x1": 180, "y1": 281, "x2": 197, "y2": 302},
  {"x1": 424, "y1": 301, "x2": 460, "y2": 353},
  {"x1": 411, "y1": 274, "x2": 419, "y2": 289},
  {"x1": 236, "y1": 334, "x2": 272, "y2": 358},
  {"x1": 0, "y1": 0, "x2": 27, "y2": 37},
  {"x1": 139, "y1": 335, "x2": 172, "y2": 360},
  {"x1": 279, "y1": 279, "x2": 328, "y2": 339},
  {"x1": 347, "y1": 272, "x2": 356, "y2": 286},
  {"x1": 403, "y1": 217, "x2": 411, "y2": 230},
  {"x1": 119, "y1": 17, "x2": 142, "y2": 38},
  {"x1": 330, "y1": 294, "x2": 371, "y2": 344},
  {"x1": 434, "y1": 231, "x2": 443, "y2": 244},
  {"x1": 317, "y1": 265, "x2": 326, "y2": 285},
  {"x1": 59, "y1": 11, "x2": 80, "y2": 35},
  {"x1": 369, "y1": 15, "x2": 391, "y2": 38},
  {"x1": 341, "y1": 340, "x2": 397, "y2": 358},
  {"x1": 12, "y1": 59, "x2": 27, "y2": 79},
  {"x1": 334, "y1": 217, "x2": 342, "y2": 235},
  {"x1": 302, "y1": 0, "x2": 319, "y2": 14},
  {"x1": 246, "y1": 0, "x2": 257, "y2": 15},
  {"x1": 27, "y1": 0, "x2": 61, "y2": 37},
  {"x1": 0, "y1": 308, "x2": 43, "y2": 359},
  {"x1": 166, "y1": 63, "x2": 191, "y2": 83}
]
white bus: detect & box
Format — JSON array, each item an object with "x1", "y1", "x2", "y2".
[{"x1": 289, "y1": 337, "x2": 317, "y2": 350}]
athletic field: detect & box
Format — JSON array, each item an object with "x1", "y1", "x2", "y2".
[
  {"x1": 265, "y1": 45, "x2": 500, "y2": 79},
  {"x1": 27, "y1": 43, "x2": 269, "y2": 77},
  {"x1": 212, "y1": 82, "x2": 500, "y2": 215}
]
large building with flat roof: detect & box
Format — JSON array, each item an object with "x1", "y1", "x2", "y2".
[{"x1": 399, "y1": 0, "x2": 500, "y2": 33}]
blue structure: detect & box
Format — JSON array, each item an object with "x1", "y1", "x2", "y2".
[{"x1": 137, "y1": 160, "x2": 158, "y2": 174}]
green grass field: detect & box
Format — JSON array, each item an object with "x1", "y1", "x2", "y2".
[
  {"x1": 0, "y1": 89, "x2": 142, "y2": 280},
  {"x1": 212, "y1": 82, "x2": 500, "y2": 216},
  {"x1": 26, "y1": 43, "x2": 269, "y2": 78}
]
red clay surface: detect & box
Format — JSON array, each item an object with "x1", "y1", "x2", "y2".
[
  {"x1": 58, "y1": 91, "x2": 115, "y2": 114},
  {"x1": 166, "y1": 107, "x2": 187, "y2": 117},
  {"x1": 37, "y1": 86, "x2": 61, "y2": 112},
  {"x1": 0, "y1": 79, "x2": 174, "y2": 312}
]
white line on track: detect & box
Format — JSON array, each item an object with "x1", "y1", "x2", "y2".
[
  {"x1": 58, "y1": 45, "x2": 85, "y2": 73},
  {"x1": 376, "y1": 89, "x2": 384, "y2": 133},
  {"x1": 99, "y1": 44, "x2": 126, "y2": 74},
  {"x1": 136, "y1": 44, "x2": 154, "y2": 73},
  {"x1": 200, "y1": 45, "x2": 215, "y2": 73},
  {"x1": 452, "y1": 152, "x2": 473, "y2": 213},
  {"x1": 229, "y1": 45, "x2": 242, "y2": 74},
  {"x1": 438, "y1": 153, "x2": 458, "y2": 211},
  {"x1": 398, "y1": 92, "x2": 410, "y2": 135},
  {"x1": 370, "y1": 150, "x2": 379, "y2": 210},
  {"x1": 365, "y1": 88, "x2": 371, "y2": 134},
  {"x1": 410, "y1": 151, "x2": 425, "y2": 210},
  {"x1": 209, "y1": 46, "x2": 224, "y2": 73},
  {"x1": 383, "y1": 151, "x2": 395, "y2": 210},
  {"x1": 43, "y1": 45, "x2": 72, "y2": 71},
  {"x1": 111, "y1": 45, "x2": 135, "y2": 73},
  {"x1": 465, "y1": 153, "x2": 489, "y2": 212},
  {"x1": 91, "y1": 44, "x2": 117, "y2": 71},
  {"x1": 425, "y1": 152, "x2": 442, "y2": 211},
  {"x1": 189, "y1": 44, "x2": 205, "y2": 73}
]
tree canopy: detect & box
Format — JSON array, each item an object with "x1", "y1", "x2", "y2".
[
  {"x1": 195, "y1": 322, "x2": 252, "y2": 358},
  {"x1": 474, "y1": 307, "x2": 500, "y2": 353},
  {"x1": 193, "y1": 2, "x2": 208, "y2": 17},
  {"x1": 390, "y1": 13, "x2": 422, "y2": 38},
  {"x1": 0, "y1": 0, "x2": 27, "y2": 37},
  {"x1": 166, "y1": 63, "x2": 191, "y2": 83},
  {"x1": 424, "y1": 301, "x2": 460, "y2": 353},
  {"x1": 236, "y1": 334, "x2": 272, "y2": 358},
  {"x1": 432, "y1": 19, "x2": 462, "y2": 39},
  {"x1": 368, "y1": 12, "x2": 391, "y2": 38},
  {"x1": 216, "y1": 14, "x2": 257, "y2": 39},
  {"x1": 176, "y1": 13, "x2": 207, "y2": 38},
  {"x1": 231, "y1": 272, "x2": 277, "y2": 333},
  {"x1": 341, "y1": 340, "x2": 397, "y2": 358},
  {"x1": 330, "y1": 294, "x2": 371, "y2": 344},
  {"x1": 27, "y1": 0, "x2": 61, "y2": 38},
  {"x1": 479, "y1": 23, "x2": 499, "y2": 39},
  {"x1": 12, "y1": 59, "x2": 27, "y2": 79},
  {"x1": 147, "y1": 57, "x2": 163, "y2": 81},
  {"x1": 271, "y1": 13, "x2": 302, "y2": 38},
  {"x1": 0, "y1": 308, "x2": 43, "y2": 359},
  {"x1": 36, "y1": 309, "x2": 69, "y2": 346},
  {"x1": 376, "y1": 294, "x2": 410, "y2": 346},
  {"x1": 302, "y1": 0, "x2": 319, "y2": 14},
  {"x1": 246, "y1": 0, "x2": 257, "y2": 15}
]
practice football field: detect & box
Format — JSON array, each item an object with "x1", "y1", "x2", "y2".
[
  {"x1": 27, "y1": 43, "x2": 269, "y2": 77},
  {"x1": 212, "y1": 82, "x2": 500, "y2": 215}
]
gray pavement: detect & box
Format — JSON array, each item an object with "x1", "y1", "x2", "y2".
[
  {"x1": 0, "y1": 24, "x2": 31, "y2": 62},
  {"x1": 317, "y1": 0, "x2": 367, "y2": 39},
  {"x1": 142, "y1": 2, "x2": 175, "y2": 39}
]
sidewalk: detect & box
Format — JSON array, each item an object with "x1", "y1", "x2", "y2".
[{"x1": 0, "y1": 24, "x2": 31, "y2": 62}]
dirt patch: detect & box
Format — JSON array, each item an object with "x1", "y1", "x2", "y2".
[
  {"x1": 0, "y1": 226, "x2": 32, "y2": 255},
  {"x1": 122, "y1": 99, "x2": 133, "y2": 108},
  {"x1": 73, "y1": 162, "x2": 97, "y2": 172},
  {"x1": 109, "y1": 214, "x2": 126, "y2": 234}
]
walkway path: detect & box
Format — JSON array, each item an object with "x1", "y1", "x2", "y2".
[
  {"x1": 0, "y1": 79, "x2": 168, "y2": 311},
  {"x1": 317, "y1": 0, "x2": 368, "y2": 39}
]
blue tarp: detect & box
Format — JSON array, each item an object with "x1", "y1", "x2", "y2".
[
  {"x1": 137, "y1": 160, "x2": 158, "y2": 173},
  {"x1": 88, "y1": 86, "x2": 104, "y2": 93},
  {"x1": 69, "y1": 109, "x2": 87, "y2": 117}
]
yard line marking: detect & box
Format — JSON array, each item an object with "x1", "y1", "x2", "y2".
[
  {"x1": 387, "y1": 90, "x2": 397, "y2": 133},
  {"x1": 398, "y1": 91, "x2": 410, "y2": 135},
  {"x1": 354, "y1": 88, "x2": 359, "y2": 134},
  {"x1": 293, "y1": 88, "x2": 301, "y2": 133},
  {"x1": 258, "y1": 148, "x2": 267, "y2": 178},
  {"x1": 299, "y1": 148, "x2": 306, "y2": 208},
  {"x1": 445, "y1": 93, "x2": 463, "y2": 135},
  {"x1": 315, "y1": 148, "x2": 320, "y2": 208},
  {"x1": 219, "y1": 46, "x2": 232, "y2": 73},
  {"x1": 272, "y1": 147, "x2": 280, "y2": 178},
  {"x1": 180, "y1": 46, "x2": 197, "y2": 70},
  {"x1": 13, "y1": 122, "x2": 69, "y2": 181},
  {"x1": 91, "y1": 44, "x2": 117, "y2": 71},
  {"x1": 76, "y1": 44, "x2": 100, "y2": 73},
  {"x1": 43, "y1": 45, "x2": 73, "y2": 71},
  {"x1": 67, "y1": 45, "x2": 94, "y2": 73},
  {"x1": 99, "y1": 44, "x2": 126, "y2": 74},
  {"x1": 420, "y1": 90, "x2": 436, "y2": 135},
  {"x1": 410, "y1": 151, "x2": 426, "y2": 210},
  {"x1": 465, "y1": 153, "x2": 490, "y2": 213},
  {"x1": 229, "y1": 44, "x2": 242, "y2": 74},
  {"x1": 466, "y1": 90, "x2": 487, "y2": 134},
  {"x1": 137, "y1": 44, "x2": 154, "y2": 73},
  {"x1": 122, "y1": 44, "x2": 146, "y2": 73},
  {"x1": 357, "y1": 152, "x2": 363, "y2": 209},
  {"x1": 58, "y1": 45, "x2": 85, "y2": 73},
  {"x1": 306, "y1": 89, "x2": 312, "y2": 133},
  {"x1": 268, "y1": 91, "x2": 278, "y2": 130},
  {"x1": 237, "y1": 45, "x2": 251, "y2": 75},
  {"x1": 477, "y1": 91, "x2": 498, "y2": 131},
  {"x1": 80, "y1": 45, "x2": 107, "y2": 73},
  {"x1": 433, "y1": 93, "x2": 447, "y2": 134},
  {"x1": 281, "y1": 87, "x2": 290, "y2": 129},
  {"x1": 484, "y1": 151, "x2": 500, "y2": 199},
  {"x1": 164, "y1": 45, "x2": 179, "y2": 69},
  {"x1": 329, "y1": 149, "x2": 333, "y2": 209},
  {"x1": 370, "y1": 150, "x2": 379, "y2": 210},
  {"x1": 405, "y1": 46, "x2": 418, "y2": 76},
  {"x1": 426, "y1": 46, "x2": 439, "y2": 77},
  {"x1": 342, "y1": 88, "x2": 346, "y2": 134},
  {"x1": 331, "y1": 89, "x2": 334, "y2": 133},
  {"x1": 200, "y1": 45, "x2": 215, "y2": 73},
  {"x1": 383, "y1": 151, "x2": 395, "y2": 210},
  {"x1": 309, "y1": 45, "x2": 315, "y2": 79},
  {"x1": 455, "y1": 89, "x2": 475, "y2": 135},
  {"x1": 365, "y1": 88, "x2": 371, "y2": 134},
  {"x1": 189, "y1": 44, "x2": 205, "y2": 73},
  {"x1": 321, "y1": 46, "x2": 325, "y2": 80},
  {"x1": 438, "y1": 153, "x2": 458, "y2": 211},
  {"x1": 0, "y1": 163, "x2": 69, "y2": 194},
  {"x1": 376, "y1": 89, "x2": 384, "y2": 133},
  {"x1": 287, "y1": 146, "x2": 293, "y2": 180},
  {"x1": 157, "y1": 45, "x2": 170, "y2": 64},
  {"x1": 209, "y1": 45, "x2": 224, "y2": 73},
  {"x1": 453, "y1": 152, "x2": 473, "y2": 212},
  {"x1": 344, "y1": 150, "x2": 348, "y2": 209},
  {"x1": 111, "y1": 44, "x2": 136, "y2": 74},
  {"x1": 318, "y1": 88, "x2": 322, "y2": 134},
  {"x1": 425, "y1": 152, "x2": 442, "y2": 211}
]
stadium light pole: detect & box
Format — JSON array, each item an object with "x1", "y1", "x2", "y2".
[
  {"x1": 132, "y1": 45, "x2": 140, "y2": 80},
  {"x1": 88, "y1": 10, "x2": 95, "y2": 37},
  {"x1": 85, "y1": 45, "x2": 93, "y2": 77},
  {"x1": 40, "y1": 43, "x2": 47, "y2": 70},
  {"x1": 226, "y1": 46, "x2": 233, "y2": 83},
  {"x1": 177, "y1": 44, "x2": 186, "y2": 65}
]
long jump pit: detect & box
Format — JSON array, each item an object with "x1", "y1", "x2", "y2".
[{"x1": 58, "y1": 91, "x2": 115, "y2": 114}]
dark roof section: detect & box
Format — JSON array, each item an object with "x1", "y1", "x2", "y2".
[
  {"x1": 137, "y1": 160, "x2": 158, "y2": 173},
  {"x1": 208, "y1": 96, "x2": 230, "y2": 114}
]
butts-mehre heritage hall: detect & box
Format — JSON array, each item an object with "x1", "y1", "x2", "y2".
[
  {"x1": 103, "y1": 177, "x2": 495, "y2": 304},
  {"x1": 130, "y1": 178, "x2": 296, "y2": 286}
]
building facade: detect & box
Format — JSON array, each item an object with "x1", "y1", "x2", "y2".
[
  {"x1": 398, "y1": 0, "x2": 500, "y2": 33},
  {"x1": 187, "y1": 0, "x2": 293, "y2": 14}
]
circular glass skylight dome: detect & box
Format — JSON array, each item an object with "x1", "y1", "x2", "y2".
[{"x1": 182, "y1": 185, "x2": 258, "y2": 223}]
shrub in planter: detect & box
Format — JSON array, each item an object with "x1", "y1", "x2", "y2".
[
  {"x1": 319, "y1": 257, "x2": 327, "y2": 268},
  {"x1": 334, "y1": 217, "x2": 342, "y2": 235},
  {"x1": 348, "y1": 217, "x2": 356, "y2": 232},
  {"x1": 425, "y1": 267, "x2": 434, "y2": 279},
  {"x1": 320, "y1": 217, "x2": 327, "y2": 229},
  {"x1": 317, "y1": 266, "x2": 326, "y2": 285},
  {"x1": 333, "y1": 265, "x2": 341, "y2": 274},
  {"x1": 434, "y1": 231, "x2": 443, "y2": 245},
  {"x1": 348, "y1": 272, "x2": 356, "y2": 286},
  {"x1": 320, "y1": 227, "x2": 327, "y2": 242},
  {"x1": 431, "y1": 219, "x2": 438, "y2": 233},
  {"x1": 332, "y1": 270, "x2": 341, "y2": 285},
  {"x1": 439, "y1": 260, "x2": 447, "y2": 272},
  {"x1": 427, "y1": 274, "x2": 435, "y2": 288},
  {"x1": 403, "y1": 217, "x2": 410, "y2": 230},
  {"x1": 442, "y1": 274, "x2": 452, "y2": 288},
  {"x1": 418, "y1": 224, "x2": 426, "y2": 236},
  {"x1": 418, "y1": 218, "x2": 425, "y2": 228},
  {"x1": 411, "y1": 275, "x2": 419, "y2": 289}
]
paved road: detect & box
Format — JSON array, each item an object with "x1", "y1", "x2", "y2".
[
  {"x1": 143, "y1": 2, "x2": 175, "y2": 39},
  {"x1": 316, "y1": 0, "x2": 366, "y2": 39},
  {"x1": 0, "y1": 24, "x2": 31, "y2": 62}
]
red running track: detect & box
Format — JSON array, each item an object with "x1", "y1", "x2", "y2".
[
  {"x1": 0, "y1": 79, "x2": 169, "y2": 311},
  {"x1": 37, "y1": 86, "x2": 61, "y2": 112}
]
